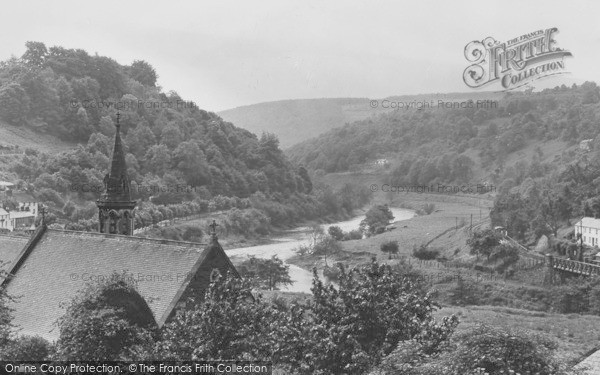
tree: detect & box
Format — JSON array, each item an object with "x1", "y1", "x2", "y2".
[
  {"x1": 0, "y1": 82, "x2": 31, "y2": 125},
  {"x1": 172, "y1": 141, "x2": 211, "y2": 187},
  {"x1": 144, "y1": 144, "x2": 171, "y2": 177},
  {"x1": 22, "y1": 41, "x2": 48, "y2": 67},
  {"x1": 328, "y1": 225, "x2": 344, "y2": 241},
  {"x1": 129, "y1": 60, "x2": 158, "y2": 87},
  {"x1": 467, "y1": 229, "x2": 502, "y2": 260},
  {"x1": 451, "y1": 154, "x2": 474, "y2": 181},
  {"x1": 156, "y1": 274, "x2": 281, "y2": 360},
  {"x1": 0, "y1": 335, "x2": 52, "y2": 360},
  {"x1": 55, "y1": 273, "x2": 156, "y2": 360},
  {"x1": 380, "y1": 240, "x2": 399, "y2": 259},
  {"x1": 360, "y1": 204, "x2": 394, "y2": 235},
  {"x1": 300, "y1": 260, "x2": 458, "y2": 374},
  {"x1": 298, "y1": 166, "x2": 312, "y2": 193},
  {"x1": 309, "y1": 224, "x2": 325, "y2": 248},
  {"x1": 312, "y1": 235, "x2": 342, "y2": 265},
  {"x1": 237, "y1": 255, "x2": 293, "y2": 290}
]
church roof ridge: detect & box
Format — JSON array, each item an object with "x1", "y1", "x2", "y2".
[{"x1": 45, "y1": 228, "x2": 210, "y2": 248}]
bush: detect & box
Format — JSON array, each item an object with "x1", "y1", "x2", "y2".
[
  {"x1": 0, "y1": 335, "x2": 52, "y2": 360},
  {"x1": 343, "y1": 229, "x2": 363, "y2": 240},
  {"x1": 412, "y1": 245, "x2": 440, "y2": 260},
  {"x1": 313, "y1": 236, "x2": 342, "y2": 256},
  {"x1": 182, "y1": 225, "x2": 203, "y2": 242},
  {"x1": 380, "y1": 240, "x2": 399, "y2": 259},
  {"x1": 322, "y1": 263, "x2": 343, "y2": 283},
  {"x1": 447, "y1": 325, "x2": 568, "y2": 375},
  {"x1": 422, "y1": 203, "x2": 435, "y2": 215},
  {"x1": 328, "y1": 225, "x2": 344, "y2": 241},
  {"x1": 55, "y1": 272, "x2": 156, "y2": 360},
  {"x1": 360, "y1": 204, "x2": 394, "y2": 236},
  {"x1": 448, "y1": 276, "x2": 479, "y2": 306}
]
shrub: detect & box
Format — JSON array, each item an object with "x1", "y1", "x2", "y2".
[
  {"x1": 380, "y1": 240, "x2": 399, "y2": 259},
  {"x1": 447, "y1": 325, "x2": 568, "y2": 375},
  {"x1": 343, "y1": 229, "x2": 363, "y2": 240},
  {"x1": 412, "y1": 245, "x2": 440, "y2": 260},
  {"x1": 448, "y1": 276, "x2": 479, "y2": 306},
  {"x1": 422, "y1": 203, "x2": 435, "y2": 215},
  {"x1": 359, "y1": 204, "x2": 394, "y2": 236},
  {"x1": 182, "y1": 225, "x2": 203, "y2": 242},
  {"x1": 55, "y1": 272, "x2": 156, "y2": 360},
  {"x1": 322, "y1": 263, "x2": 343, "y2": 283},
  {"x1": 0, "y1": 335, "x2": 52, "y2": 360},
  {"x1": 313, "y1": 236, "x2": 342, "y2": 259},
  {"x1": 328, "y1": 225, "x2": 344, "y2": 241}
]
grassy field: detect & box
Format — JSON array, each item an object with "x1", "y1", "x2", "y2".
[
  {"x1": 0, "y1": 122, "x2": 76, "y2": 153},
  {"x1": 288, "y1": 191, "x2": 494, "y2": 272}
]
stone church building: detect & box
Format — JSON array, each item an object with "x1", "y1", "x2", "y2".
[{"x1": 0, "y1": 116, "x2": 238, "y2": 341}]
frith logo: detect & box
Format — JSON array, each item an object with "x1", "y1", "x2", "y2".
[{"x1": 463, "y1": 28, "x2": 572, "y2": 90}]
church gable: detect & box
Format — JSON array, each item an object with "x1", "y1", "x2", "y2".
[
  {"x1": 2, "y1": 228, "x2": 236, "y2": 341},
  {"x1": 163, "y1": 238, "x2": 240, "y2": 323}
]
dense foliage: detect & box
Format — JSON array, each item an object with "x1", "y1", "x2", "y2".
[
  {"x1": 288, "y1": 84, "x2": 600, "y2": 244},
  {"x1": 360, "y1": 204, "x2": 394, "y2": 235},
  {"x1": 237, "y1": 255, "x2": 293, "y2": 290},
  {"x1": 0, "y1": 42, "x2": 373, "y2": 232},
  {"x1": 55, "y1": 273, "x2": 156, "y2": 360}
]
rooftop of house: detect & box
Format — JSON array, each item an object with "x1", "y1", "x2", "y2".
[
  {"x1": 2, "y1": 227, "x2": 232, "y2": 341},
  {"x1": 576, "y1": 217, "x2": 600, "y2": 229}
]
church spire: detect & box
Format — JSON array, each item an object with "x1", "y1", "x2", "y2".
[
  {"x1": 105, "y1": 113, "x2": 131, "y2": 202},
  {"x1": 96, "y1": 112, "x2": 136, "y2": 235}
]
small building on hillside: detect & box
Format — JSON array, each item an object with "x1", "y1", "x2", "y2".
[
  {"x1": 0, "y1": 181, "x2": 14, "y2": 191},
  {"x1": 0, "y1": 199, "x2": 38, "y2": 232},
  {"x1": 574, "y1": 217, "x2": 600, "y2": 247}
]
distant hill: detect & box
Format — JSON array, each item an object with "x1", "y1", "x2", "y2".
[
  {"x1": 218, "y1": 92, "x2": 504, "y2": 148},
  {"x1": 286, "y1": 84, "x2": 600, "y2": 175},
  {"x1": 285, "y1": 82, "x2": 600, "y2": 244}
]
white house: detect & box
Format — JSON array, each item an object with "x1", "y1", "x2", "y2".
[
  {"x1": 0, "y1": 197, "x2": 38, "y2": 232},
  {"x1": 574, "y1": 217, "x2": 600, "y2": 247}
]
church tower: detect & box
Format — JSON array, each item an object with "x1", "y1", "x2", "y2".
[{"x1": 96, "y1": 113, "x2": 136, "y2": 235}]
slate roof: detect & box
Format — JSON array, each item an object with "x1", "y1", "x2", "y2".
[
  {"x1": 577, "y1": 217, "x2": 600, "y2": 230},
  {"x1": 576, "y1": 349, "x2": 600, "y2": 374},
  {"x1": 2, "y1": 227, "x2": 237, "y2": 341},
  {"x1": 0, "y1": 234, "x2": 28, "y2": 272}
]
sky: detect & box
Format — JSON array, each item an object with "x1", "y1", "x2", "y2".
[{"x1": 1, "y1": 0, "x2": 599, "y2": 111}]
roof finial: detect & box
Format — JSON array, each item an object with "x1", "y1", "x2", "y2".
[
  {"x1": 209, "y1": 220, "x2": 219, "y2": 240},
  {"x1": 39, "y1": 204, "x2": 47, "y2": 227},
  {"x1": 116, "y1": 112, "x2": 121, "y2": 131}
]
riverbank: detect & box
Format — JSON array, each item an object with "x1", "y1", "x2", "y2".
[
  {"x1": 287, "y1": 194, "x2": 492, "y2": 274},
  {"x1": 224, "y1": 207, "x2": 414, "y2": 293}
]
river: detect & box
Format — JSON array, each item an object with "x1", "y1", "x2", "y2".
[{"x1": 225, "y1": 208, "x2": 415, "y2": 293}]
